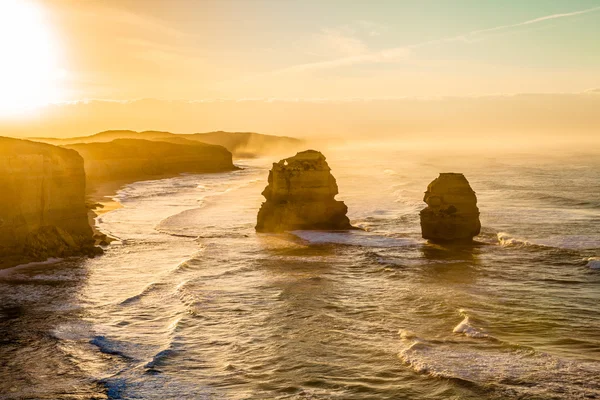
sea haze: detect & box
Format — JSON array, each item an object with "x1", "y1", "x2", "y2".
[{"x1": 0, "y1": 147, "x2": 599, "y2": 399}]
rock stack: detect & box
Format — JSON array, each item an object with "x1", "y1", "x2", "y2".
[
  {"x1": 256, "y1": 150, "x2": 353, "y2": 232},
  {"x1": 419, "y1": 173, "x2": 481, "y2": 242}
]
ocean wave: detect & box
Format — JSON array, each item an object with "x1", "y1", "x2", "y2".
[
  {"x1": 364, "y1": 251, "x2": 406, "y2": 267},
  {"x1": 289, "y1": 230, "x2": 416, "y2": 248},
  {"x1": 90, "y1": 335, "x2": 133, "y2": 360},
  {"x1": 498, "y1": 232, "x2": 600, "y2": 251},
  {"x1": 398, "y1": 338, "x2": 600, "y2": 399},
  {"x1": 517, "y1": 191, "x2": 600, "y2": 209},
  {"x1": 536, "y1": 235, "x2": 600, "y2": 250},
  {"x1": 119, "y1": 282, "x2": 167, "y2": 306},
  {"x1": 154, "y1": 228, "x2": 199, "y2": 238},
  {"x1": 0, "y1": 258, "x2": 64, "y2": 278},
  {"x1": 497, "y1": 232, "x2": 534, "y2": 248},
  {"x1": 144, "y1": 348, "x2": 177, "y2": 370},
  {"x1": 398, "y1": 329, "x2": 418, "y2": 340},
  {"x1": 586, "y1": 257, "x2": 600, "y2": 269},
  {"x1": 453, "y1": 310, "x2": 488, "y2": 339}
]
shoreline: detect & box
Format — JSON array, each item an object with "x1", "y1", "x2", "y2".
[
  {"x1": 84, "y1": 170, "x2": 236, "y2": 244},
  {"x1": 86, "y1": 180, "x2": 127, "y2": 245},
  {"x1": 1, "y1": 169, "x2": 241, "y2": 270}
]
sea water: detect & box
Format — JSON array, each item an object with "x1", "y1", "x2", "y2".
[{"x1": 1, "y1": 147, "x2": 599, "y2": 399}]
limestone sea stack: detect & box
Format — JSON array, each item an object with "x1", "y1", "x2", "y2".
[
  {"x1": 419, "y1": 173, "x2": 481, "y2": 242},
  {"x1": 256, "y1": 150, "x2": 353, "y2": 232},
  {"x1": 0, "y1": 137, "x2": 98, "y2": 267}
]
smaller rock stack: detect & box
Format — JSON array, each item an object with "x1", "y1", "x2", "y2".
[
  {"x1": 419, "y1": 173, "x2": 481, "y2": 242},
  {"x1": 256, "y1": 150, "x2": 353, "y2": 232}
]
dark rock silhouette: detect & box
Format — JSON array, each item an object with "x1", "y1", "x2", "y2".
[
  {"x1": 0, "y1": 137, "x2": 98, "y2": 267},
  {"x1": 256, "y1": 150, "x2": 353, "y2": 232},
  {"x1": 420, "y1": 173, "x2": 481, "y2": 242}
]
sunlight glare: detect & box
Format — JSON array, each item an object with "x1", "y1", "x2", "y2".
[{"x1": 0, "y1": 0, "x2": 64, "y2": 116}]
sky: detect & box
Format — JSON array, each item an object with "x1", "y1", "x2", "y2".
[{"x1": 0, "y1": 0, "x2": 599, "y2": 139}]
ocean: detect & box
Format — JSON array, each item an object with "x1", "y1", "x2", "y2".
[{"x1": 1, "y1": 146, "x2": 599, "y2": 399}]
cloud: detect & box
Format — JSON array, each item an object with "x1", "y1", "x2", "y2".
[
  {"x1": 356, "y1": 20, "x2": 389, "y2": 37},
  {"x1": 317, "y1": 28, "x2": 368, "y2": 57},
  {"x1": 93, "y1": 7, "x2": 188, "y2": 39},
  {"x1": 275, "y1": 6, "x2": 600, "y2": 73},
  {"x1": 448, "y1": 5, "x2": 600, "y2": 43}
]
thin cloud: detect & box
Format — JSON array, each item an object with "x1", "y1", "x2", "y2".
[
  {"x1": 452, "y1": 5, "x2": 600, "y2": 42},
  {"x1": 274, "y1": 6, "x2": 600, "y2": 73},
  {"x1": 318, "y1": 28, "x2": 368, "y2": 57}
]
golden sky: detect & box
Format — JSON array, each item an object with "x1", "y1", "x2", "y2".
[{"x1": 0, "y1": 0, "x2": 599, "y2": 141}]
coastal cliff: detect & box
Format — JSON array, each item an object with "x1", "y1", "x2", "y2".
[
  {"x1": 256, "y1": 150, "x2": 353, "y2": 232},
  {"x1": 31, "y1": 130, "x2": 304, "y2": 158},
  {"x1": 419, "y1": 173, "x2": 481, "y2": 242},
  {"x1": 0, "y1": 137, "x2": 97, "y2": 267},
  {"x1": 63, "y1": 138, "x2": 238, "y2": 186}
]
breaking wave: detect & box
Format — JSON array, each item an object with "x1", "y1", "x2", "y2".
[
  {"x1": 453, "y1": 310, "x2": 488, "y2": 339},
  {"x1": 586, "y1": 257, "x2": 600, "y2": 269}
]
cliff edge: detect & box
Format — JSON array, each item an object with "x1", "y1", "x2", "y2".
[
  {"x1": 0, "y1": 137, "x2": 97, "y2": 267},
  {"x1": 256, "y1": 150, "x2": 353, "y2": 232}
]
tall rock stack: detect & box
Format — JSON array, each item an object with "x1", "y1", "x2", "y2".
[
  {"x1": 419, "y1": 173, "x2": 481, "y2": 242},
  {"x1": 256, "y1": 150, "x2": 353, "y2": 232}
]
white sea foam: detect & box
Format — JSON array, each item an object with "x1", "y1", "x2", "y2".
[
  {"x1": 497, "y1": 232, "x2": 532, "y2": 247},
  {"x1": 0, "y1": 258, "x2": 64, "y2": 278},
  {"x1": 453, "y1": 316, "x2": 488, "y2": 338},
  {"x1": 399, "y1": 339, "x2": 600, "y2": 398},
  {"x1": 398, "y1": 329, "x2": 417, "y2": 340},
  {"x1": 498, "y1": 232, "x2": 599, "y2": 251}
]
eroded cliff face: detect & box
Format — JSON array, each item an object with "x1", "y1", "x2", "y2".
[
  {"x1": 256, "y1": 150, "x2": 353, "y2": 232},
  {"x1": 64, "y1": 138, "x2": 237, "y2": 187},
  {"x1": 0, "y1": 137, "x2": 97, "y2": 267},
  {"x1": 419, "y1": 173, "x2": 481, "y2": 242}
]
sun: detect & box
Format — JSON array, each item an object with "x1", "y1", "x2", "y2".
[{"x1": 0, "y1": 0, "x2": 65, "y2": 116}]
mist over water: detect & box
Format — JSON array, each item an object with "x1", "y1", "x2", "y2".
[{"x1": 1, "y1": 144, "x2": 599, "y2": 399}]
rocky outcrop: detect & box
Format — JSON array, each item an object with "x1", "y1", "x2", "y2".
[
  {"x1": 256, "y1": 150, "x2": 353, "y2": 232},
  {"x1": 420, "y1": 173, "x2": 481, "y2": 242},
  {"x1": 0, "y1": 137, "x2": 97, "y2": 267},
  {"x1": 63, "y1": 138, "x2": 238, "y2": 187}
]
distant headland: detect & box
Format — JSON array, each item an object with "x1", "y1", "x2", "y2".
[{"x1": 29, "y1": 130, "x2": 304, "y2": 159}]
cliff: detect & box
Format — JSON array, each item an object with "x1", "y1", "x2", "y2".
[
  {"x1": 419, "y1": 173, "x2": 481, "y2": 242},
  {"x1": 63, "y1": 138, "x2": 237, "y2": 186},
  {"x1": 0, "y1": 137, "x2": 97, "y2": 267},
  {"x1": 31, "y1": 130, "x2": 304, "y2": 158},
  {"x1": 256, "y1": 150, "x2": 353, "y2": 232}
]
